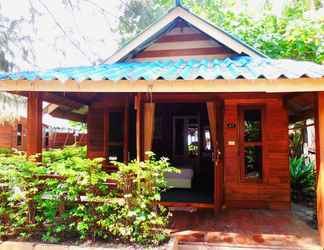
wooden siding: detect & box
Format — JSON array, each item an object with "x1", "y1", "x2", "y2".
[
  {"x1": 0, "y1": 117, "x2": 85, "y2": 151},
  {"x1": 87, "y1": 106, "x2": 105, "y2": 158},
  {"x1": 0, "y1": 118, "x2": 27, "y2": 151},
  {"x1": 48, "y1": 133, "x2": 87, "y2": 148},
  {"x1": 132, "y1": 24, "x2": 236, "y2": 61},
  {"x1": 223, "y1": 97, "x2": 290, "y2": 209}
]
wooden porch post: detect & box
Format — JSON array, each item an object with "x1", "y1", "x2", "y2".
[
  {"x1": 27, "y1": 92, "x2": 43, "y2": 157},
  {"x1": 135, "y1": 93, "x2": 143, "y2": 161},
  {"x1": 316, "y1": 92, "x2": 324, "y2": 247},
  {"x1": 143, "y1": 103, "x2": 155, "y2": 160},
  {"x1": 207, "y1": 101, "x2": 223, "y2": 213},
  {"x1": 123, "y1": 100, "x2": 129, "y2": 163},
  {"x1": 103, "y1": 109, "x2": 109, "y2": 160}
]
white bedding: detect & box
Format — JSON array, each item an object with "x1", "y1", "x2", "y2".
[{"x1": 165, "y1": 168, "x2": 194, "y2": 189}]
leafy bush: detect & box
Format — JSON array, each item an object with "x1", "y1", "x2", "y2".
[
  {"x1": 0, "y1": 152, "x2": 46, "y2": 239},
  {"x1": 0, "y1": 147, "x2": 176, "y2": 245},
  {"x1": 0, "y1": 147, "x2": 14, "y2": 156},
  {"x1": 290, "y1": 156, "x2": 315, "y2": 202}
]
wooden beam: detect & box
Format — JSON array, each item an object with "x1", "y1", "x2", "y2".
[
  {"x1": 43, "y1": 93, "x2": 85, "y2": 110},
  {"x1": 27, "y1": 92, "x2": 42, "y2": 157},
  {"x1": 51, "y1": 108, "x2": 87, "y2": 122},
  {"x1": 158, "y1": 201, "x2": 214, "y2": 209},
  {"x1": 1, "y1": 78, "x2": 323, "y2": 93},
  {"x1": 157, "y1": 33, "x2": 210, "y2": 43},
  {"x1": 43, "y1": 103, "x2": 59, "y2": 114},
  {"x1": 135, "y1": 47, "x2": 232, "y2": 58},
  {"x1": 123, "y1": 99, "x2": 129, "y2": 163},
  {"x1": 135, "y1": 93, "x2": 142, "y2": 161},
  {"x1": 316, "y1": 92, "x2": 324, "y2": 247}
]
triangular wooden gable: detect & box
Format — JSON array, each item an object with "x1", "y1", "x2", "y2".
[
  {"x1": 106, "y1": 6, "x2": 265, "y2": 63},
  {"x1": 130, "y1": 19, "x2": 237, "y2": 61}
]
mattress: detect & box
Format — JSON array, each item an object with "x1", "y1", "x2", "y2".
[{"x1": 165, "y1": 168, "x2": 194, "y2": 189}]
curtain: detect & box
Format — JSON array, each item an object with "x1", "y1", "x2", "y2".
[
  {"x1": 207, "y1": 101, "x2": 217, "y2": 152},
  {"x1": 143, "y1": 103, "x2": 155, "y2": 160}
]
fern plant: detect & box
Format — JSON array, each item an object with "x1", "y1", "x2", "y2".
[{"x1": 290, "y1": 156, "x2": 315, "y2": 202}]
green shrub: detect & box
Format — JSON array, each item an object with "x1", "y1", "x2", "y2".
[
  {"x1": 290, "y1": 156, "x2": 315, "y2": 202},
  {"x1": 0, "y1": 147, "x2": 176, "y2": 245},
  {"x1": 0, "y1": 147, "x2": 14, "y2": 156},
  {"x1": 42, "y1": 145, "x2": 87, "y2": 163},
  {"x1": 0, "y1": 151, "x2": 46, "y2": 239}
]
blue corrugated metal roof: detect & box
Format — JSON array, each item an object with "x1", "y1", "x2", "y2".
[{"x1": 0, "y1": 56, "x2": 323, "y2": 81}]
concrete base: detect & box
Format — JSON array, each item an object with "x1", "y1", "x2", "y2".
[{"x1": 0, "y1": 238, "x2": 178, "y2": 250}]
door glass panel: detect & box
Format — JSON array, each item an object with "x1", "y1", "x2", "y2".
[
  {"x1": 187, "y1": 125, "x2": 199, "y2": 156},
  {"x1": 203, "y1": 128, "x2": 211, "y2": 151},
  {"x1": 244, "y1": 109, "x2": 261, "y2": 142},
  {"x1": 244, "y1": 146, "x2": 262, "y2": 178}
]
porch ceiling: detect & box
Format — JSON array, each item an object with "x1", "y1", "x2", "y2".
[
  {"x1": 40, "y1": 92, "x2": 316, "y2": 123},
  {"x1": 285, "y1": 92, "x2": 315, "y2": 123}
]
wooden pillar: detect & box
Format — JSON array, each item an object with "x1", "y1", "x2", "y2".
[
  {"x1": 103, "y1": 109, "x2": 109, "y2": 161},
  {"x1": 316, "y1": 92, "x2": 324, "y2": 247},
  {"x1": 143, "y1": 103, "x2": 155, "y2": 160},
  {"x1": 207, "y1": 101, "x2": 223, "y2": 213},
  {"x1": 27, "y1": 92, "x2": 43, "y2": 157},
  {"x1": 135, "y1": 93, "x2": 143, "y2": 161},
  {"x1": 123, "y1": 100, "x2": 129, "y2": 163}
]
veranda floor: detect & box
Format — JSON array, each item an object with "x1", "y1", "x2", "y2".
[{"x1": 168, "y1": 208, "x2": 320, "y2": 250}]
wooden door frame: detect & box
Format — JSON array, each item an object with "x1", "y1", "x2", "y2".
[{"x1": 150, "y1": 99, "x2": 223, "y2": 210}]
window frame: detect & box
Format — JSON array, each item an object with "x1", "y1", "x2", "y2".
[
  {"x1": 238, "y1": 105, "x2": 265, "y2": 183},
  {"x1": 17, "y1": 123, "x2": 23, "y2": 146}
]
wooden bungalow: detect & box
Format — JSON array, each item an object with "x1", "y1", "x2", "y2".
[
  {"x1": 1, "y1": 2, "x2": 324, "y2": 246},
  {"x1": 0, "y1": 117, "x2": 86, "y2": 151}
]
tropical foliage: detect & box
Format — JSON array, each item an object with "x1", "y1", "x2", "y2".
[
  {"x1": 0, "y1": 146, "x2": 176, "y2": 245},
  {"x1": 290, "y1": 156, "x2": 315, "y2": 202},
  {"x1": 118, "y1": 0, "x2": 324, "y2": 64}
]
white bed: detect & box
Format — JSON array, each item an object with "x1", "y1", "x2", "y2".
[{"x1": 165, "y1": 167, "x2": 194, "y2": 189}]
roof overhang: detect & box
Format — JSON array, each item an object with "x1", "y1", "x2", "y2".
[
  {"x1": 106, "y1": 6, "x2": 264, "y2": 63},
  {"x1": 1, "y1": 78, "x2": 324, "y2": 93}
]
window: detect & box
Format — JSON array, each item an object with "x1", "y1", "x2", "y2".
[
  {"x1": 239, "y1": 107, "x2": 264, "y2": 180},
  {"x1": 45, "y1": 131, "x2": 49, "y2": 148},
  {"x1": 17, "y1": 124, "x2": 22, "y2": 146}
]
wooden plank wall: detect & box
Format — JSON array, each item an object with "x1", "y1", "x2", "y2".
[
  {"x1": 0, "y1": 118, "x2": 86, "y2": 151},
  {"x1": 48, "y1": 133, "x2": 87, "y2": 149},
  {"x1": 223, "y1": 97, "x2": 290, "y2": 209},
  {"x1": 0, "y1": 123, "x2": 17, "y2": 149},
  {"x1": 132, "y1": 22, "x2": 236, "y2": 61},
  {"x1": 87, "y1": 107, "x2": 105, "y2": 159},
  {"x1": 0, "y1": 118, "x2": 27, "y2": 151}
]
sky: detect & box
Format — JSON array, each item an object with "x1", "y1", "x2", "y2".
[{"x1": 1, "y1": 0, "x2": 123, "y2": 70}]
